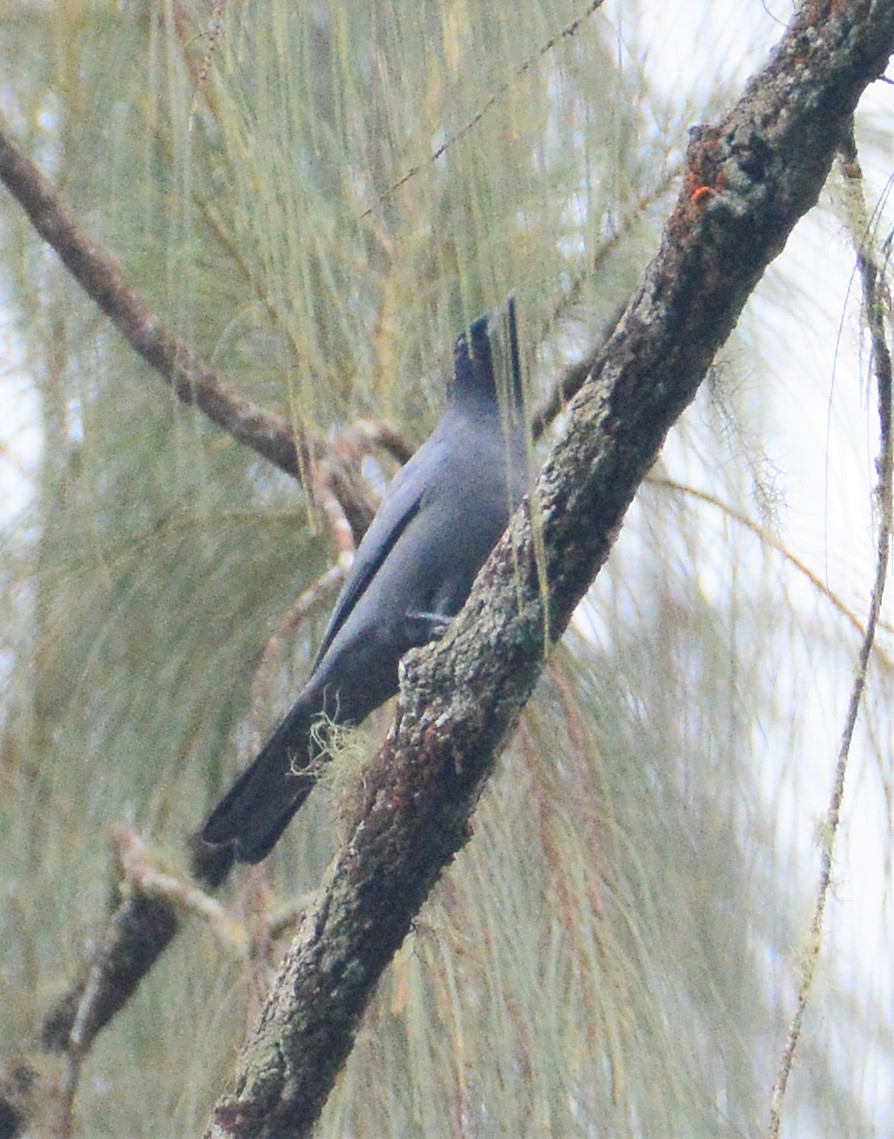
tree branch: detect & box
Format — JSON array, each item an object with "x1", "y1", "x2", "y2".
[
  {"x1": 206, "y1": 4, "x2": 894, "y2": 1136},
  {"x1": 0, "y1": 117, "x2": 315, "y2": 482}
]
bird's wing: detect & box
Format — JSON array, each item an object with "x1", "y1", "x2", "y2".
[{"x1": 310, "y1": 452, "x2": 430, "y2": 669}]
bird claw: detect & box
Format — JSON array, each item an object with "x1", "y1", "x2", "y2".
[{"x1": 405, "y1": 610, "x2": 454, "y2": 643}]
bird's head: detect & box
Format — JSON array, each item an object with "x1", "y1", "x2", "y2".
[{"x1": 452, "y1": 296, "x2": 523, "y2": 414}]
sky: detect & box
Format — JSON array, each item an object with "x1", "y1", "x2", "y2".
[
  {"x1": 0, "y1": 314, "x2": 40, "y2": 519},
  {"x1": 621, "y1": 2, "x2": 894, "y2": 1130}
]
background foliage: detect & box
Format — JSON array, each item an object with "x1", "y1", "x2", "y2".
[{"x1": 0, "y1": 1, "x2": 892, "y2": 1136}]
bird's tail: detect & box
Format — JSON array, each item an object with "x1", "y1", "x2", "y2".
[{"x1": 201, "y1": 691, "x2": 325, "y2": 864}]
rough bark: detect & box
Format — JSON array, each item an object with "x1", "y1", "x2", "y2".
[{"x1": 206, "y1": 3, "x2": 894, "y2": 1136}]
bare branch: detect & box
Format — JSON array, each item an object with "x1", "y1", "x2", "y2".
[
  {"x1": 335, "y1": 419, "x2": 416, "y2": 466},
  {"x1": 0, "y1": 827, "x2": 243, "y2": 1139},
  {"x1": 113, "y1": 827, "x2": 247, "y2": 954},
  {"x1": 0, "y1": 114, "x2": 309, "y2": 481}
]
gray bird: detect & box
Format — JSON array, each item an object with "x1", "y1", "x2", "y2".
[{"x1": 201, "y1": 299, "x2": 528, "y2": 863}]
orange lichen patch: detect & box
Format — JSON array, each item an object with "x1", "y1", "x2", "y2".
[
  {"x1": 691, "y1": 183, "x2": 715, "y2": 206},
  {"x1": 686, "y1": 168, "x2": 727, "y2": 207}
]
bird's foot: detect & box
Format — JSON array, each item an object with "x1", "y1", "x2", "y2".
[{"x1": 405, "y1": 610, "x2": 454, "y2": 644}]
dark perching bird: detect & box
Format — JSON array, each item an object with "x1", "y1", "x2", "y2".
[{"x1": 201, "y1": 299, "x2": 529, "y2": 863}]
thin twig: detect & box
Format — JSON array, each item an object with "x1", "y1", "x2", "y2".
[
  {"x1": 248, "y1": 565, "x2": 344, "y2": 755},
  {"x1": 336, "y1": 419, "x2": 416, "y2": 466},
  {"x1": 362, "y1": 0, "x2": 607, "y2": 216},
  {"x1": 190, "y1": 2, "x2": 226, "y2": 121},
  {"x1": 112, "y1": 826, "x2": 247, "y2": 955},
  {"x1": 649, "y1": 475, "x2": 894, "y2": 662},
  {"x1": 530, "y1": 171, "x2": 678, "y2": 440},
  {"x1": 767, "y1": 124, "x2": 894, "y2": 1139}
]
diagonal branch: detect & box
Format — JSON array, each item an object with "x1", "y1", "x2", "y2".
[
  {"x1": 0, "y1": 115, "x2": 308, "y2": 481},
  {"x1": 0, "y1": 116, "x2": 400, "y2": 547},
  {"x1": 207, "y1": 3, "x2": 894, "y2": 1137}
]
